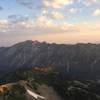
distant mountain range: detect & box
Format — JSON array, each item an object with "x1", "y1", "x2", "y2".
[{"x1": 1, "y1": 40, "x2": 100, "y2": 79}]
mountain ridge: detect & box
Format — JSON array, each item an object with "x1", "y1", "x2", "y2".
[{"x1": 1, "y1": 40, "x2": 100, "y2": 79}]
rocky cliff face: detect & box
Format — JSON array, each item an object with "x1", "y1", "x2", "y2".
[{"x1": 0, "y1": 40, "x2": 100, "y2": 78}]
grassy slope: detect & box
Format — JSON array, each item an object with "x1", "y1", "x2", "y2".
[{"x1": 1, "y1": 68, "x2": 100, "y2": 100}]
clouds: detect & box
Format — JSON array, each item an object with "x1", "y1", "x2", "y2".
[
  {"x1": 84, "y1": 0, "x2": 99, "y2": 6},
  {"x1": 0, "y1": 14, "x2": 78, "y2": 35},
  {"x1": 8, "y1": 15, "x2": 29, "y2": 23},
  {"x1": 93, "y1": 9, "x2": 100, "y2": 16},
  {"x1": 80, "y1": 0, "x2": 100, "y2": 17},
  {"x1": 0, "y1": 20, "x2": 9, "y2": 29},
  {"x1": 0, "y1": 0, "x2": 99, "y2": 35},
  {"x1": 48, "y1": 11, "x2": 64, "y2": 20},
  {"x1": 69, "y1": 8, "x2": 78, "y2": 14},
  {"x1": 35, "y1": 15, "x2": 78, "y2": 33},
  {"x1": 16, "y1": 0, "x2": 42, "y2": 10},
  {"x1": 43, "y1": 0, "x2": 73, "y2": 8},
  {"x1": 0, "y1": 6, "x2": 3, "y2": 10},
  {"x1": 13, "y1": 0, "x2": 71, "y2": 33},
  {"x1": 16, "y1": 0, "x2": 34, "y2": 9}
]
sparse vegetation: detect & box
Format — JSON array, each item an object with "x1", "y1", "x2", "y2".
[{"x1": 1, "y1": 68, "x2": 100, "y2": 100}]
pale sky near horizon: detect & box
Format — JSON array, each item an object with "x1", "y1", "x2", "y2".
[{"x1": 0, "y1": 0, "x2": 100, "y2": 46}]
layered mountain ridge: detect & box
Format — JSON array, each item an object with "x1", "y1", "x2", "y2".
[{"x1": 0, "y1": 40, "x2": 100, "y2": 79}]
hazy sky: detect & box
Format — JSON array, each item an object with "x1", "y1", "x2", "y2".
[{"x1": 0, "y1": 0, "x2": 100, "y2": 46}]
